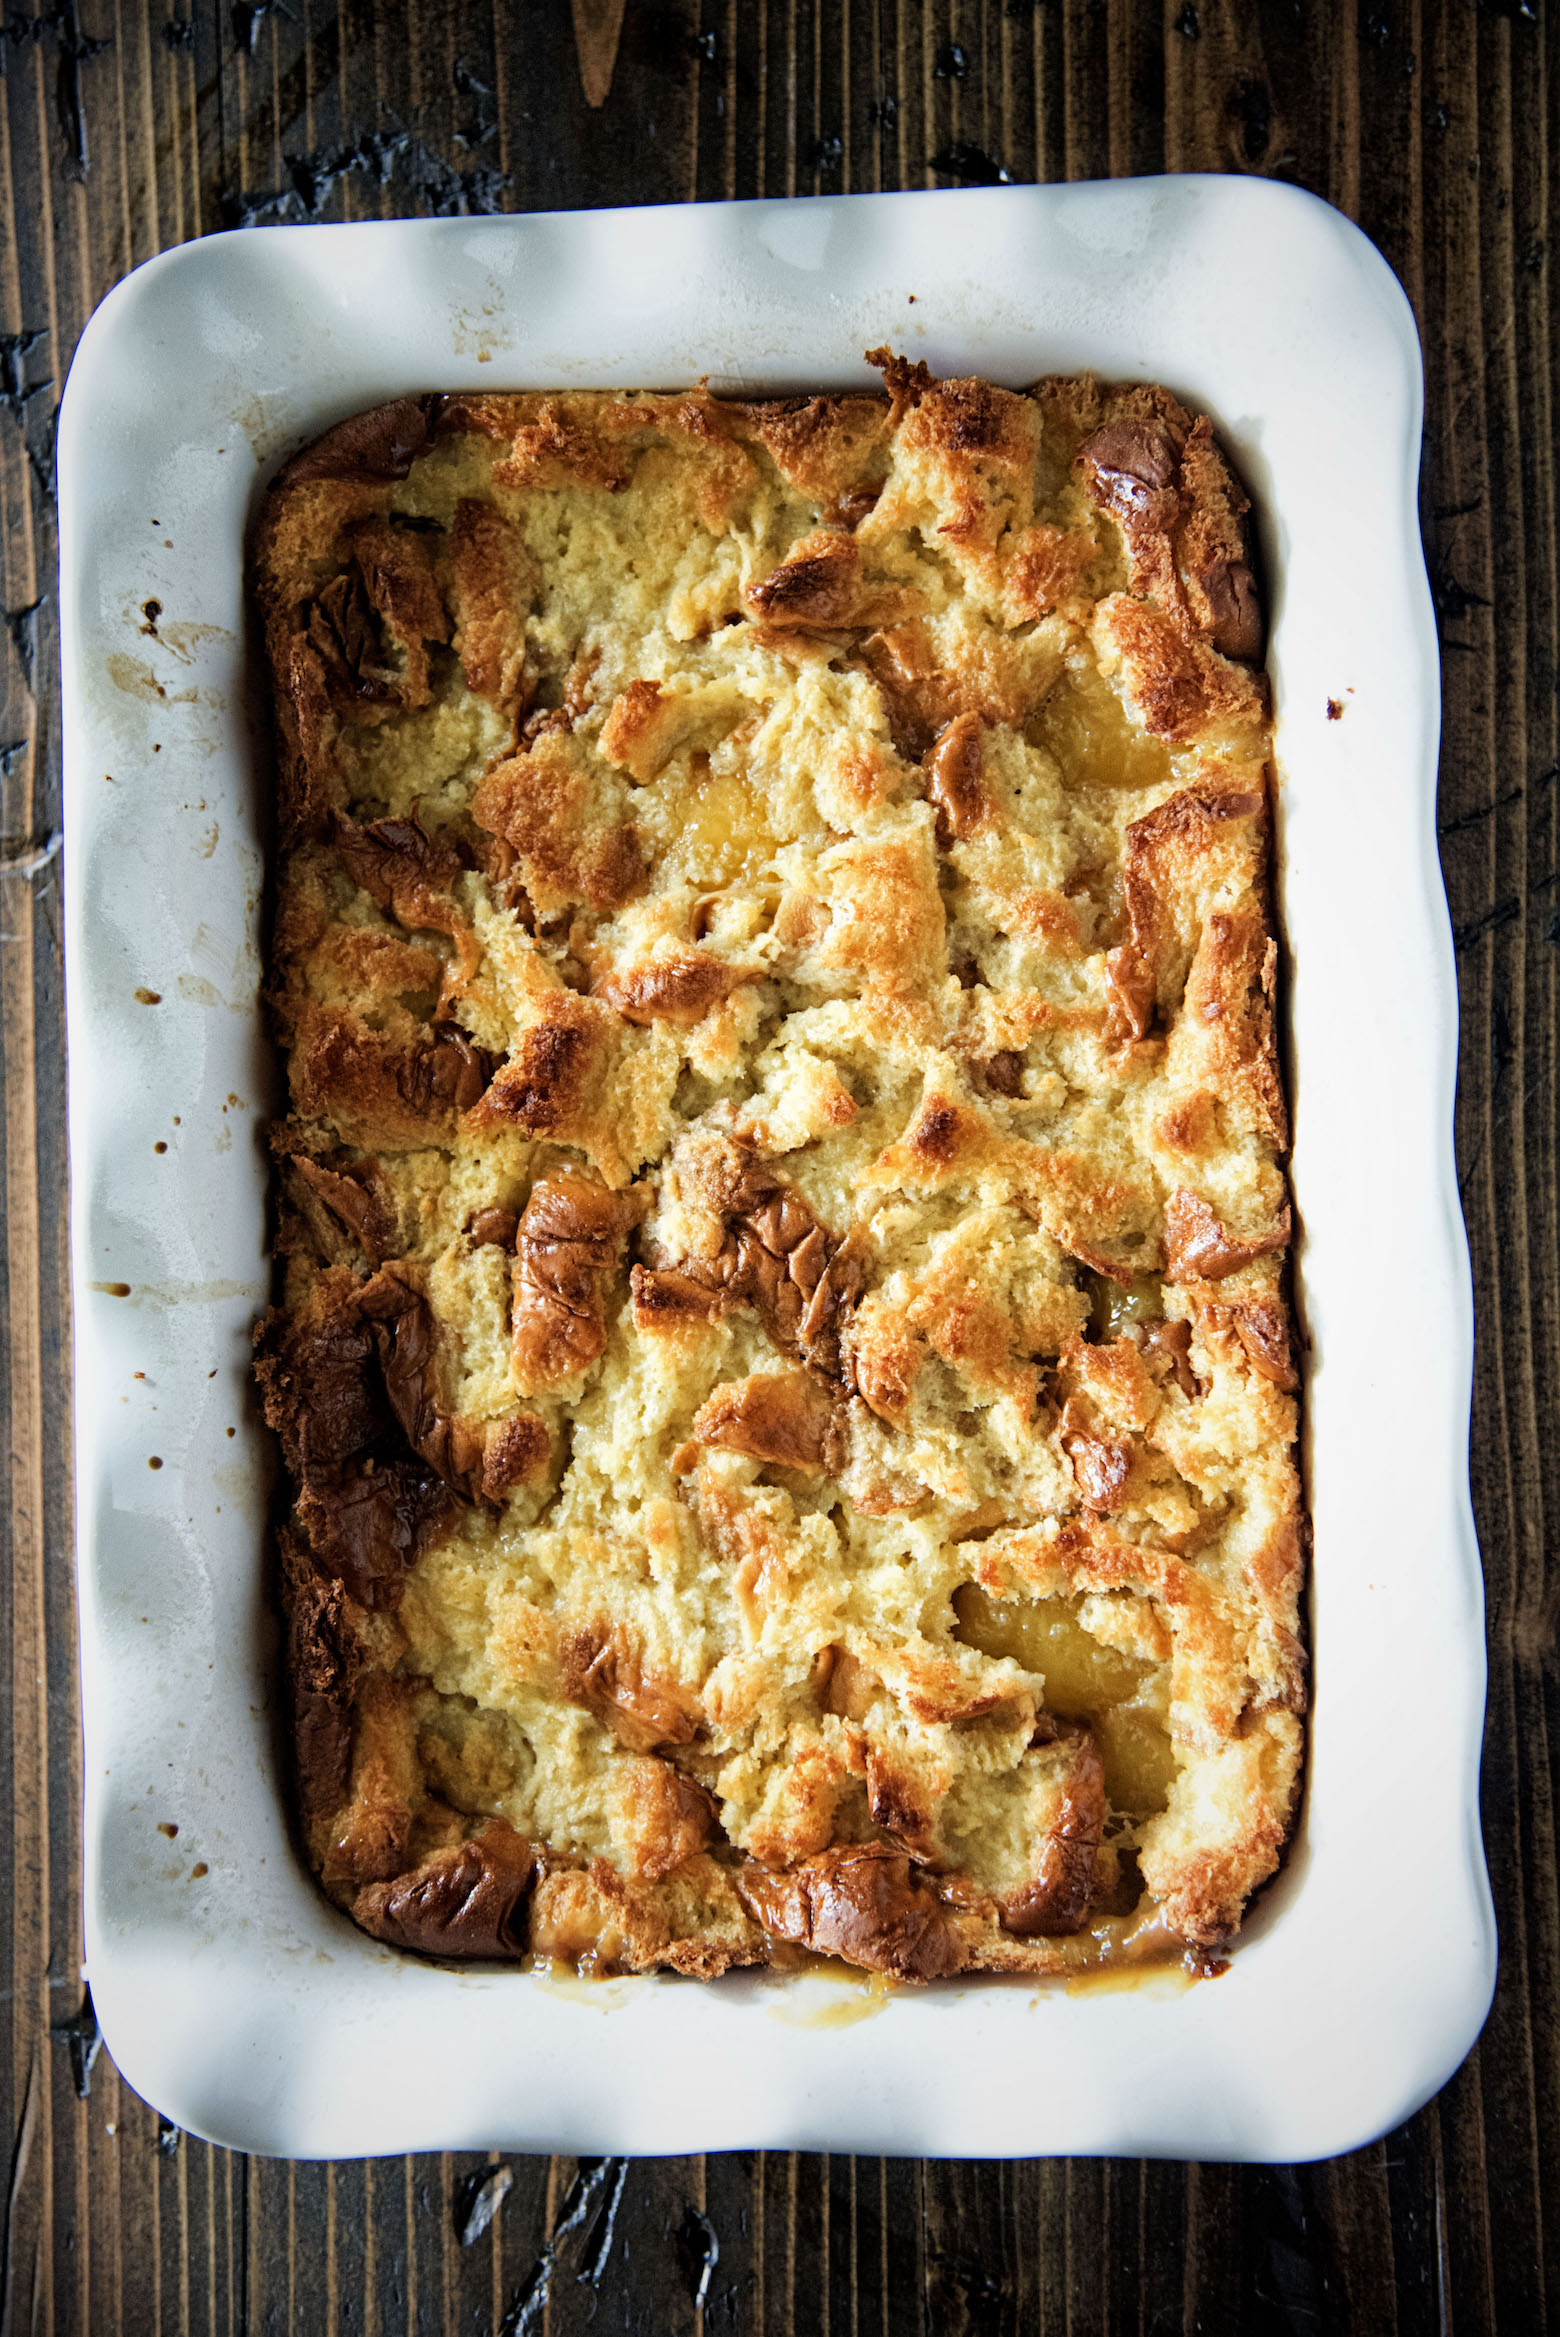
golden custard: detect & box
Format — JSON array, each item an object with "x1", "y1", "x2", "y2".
[{"x1": 252, "y1": 359, "x2": 1304, "y2": 1982}]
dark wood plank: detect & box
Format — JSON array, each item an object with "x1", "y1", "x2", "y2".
[{"x1": 0, "y1": 0, "x2": 1555, "y2": 2328}]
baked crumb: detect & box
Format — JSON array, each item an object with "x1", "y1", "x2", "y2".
[{"x1": 252, "y1": 362, "x2": 1303, "y2": 1979}]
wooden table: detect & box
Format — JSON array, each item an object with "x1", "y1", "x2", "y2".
[{"x1": 0, "y1": 2, "x2": 1551, "y2": 2327}]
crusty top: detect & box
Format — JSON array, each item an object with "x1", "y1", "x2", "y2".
[{"x1": 253, "y1": 358, "x2": 1304, "y2": 1980}]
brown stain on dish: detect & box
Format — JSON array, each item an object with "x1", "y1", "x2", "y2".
[
  {"x1": 105, "y1": 650, "x2": 220, "y2": 705},
  {"x1": 769, "y1": 1983, "x2": 894, "y2": 2028},
  {"x1": 160, "y1": 620, "x2": 229, "y2": 662},
  {"x1": 105, "y1": 652, "x2": 171, "y2": 702},
  {"x1": 93, "y1": 1277, "x2": 253, "y2": 1306},
  {"x1": 526, "y1": 1961, "x2": 631, "y2": 2007},
  {"x1": 1063, "y1": 1957, "x2": 1195, "y2": 1998},
  {"x1": 765, "y1": 1952, "x2": 896, "y2": 2026}
]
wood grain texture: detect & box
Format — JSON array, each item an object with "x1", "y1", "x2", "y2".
[{"x1": 0, "y1": 0, "x2": 1553, "y2": 2328}]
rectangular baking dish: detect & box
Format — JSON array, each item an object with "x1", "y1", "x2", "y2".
[{"x1": 60, "y1": 178, "x2": 1493, "y2": 2162}]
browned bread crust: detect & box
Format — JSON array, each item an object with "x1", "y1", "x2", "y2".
[{"x1": 253, "y1": 360, "x2": 1303, "y2": 1980}]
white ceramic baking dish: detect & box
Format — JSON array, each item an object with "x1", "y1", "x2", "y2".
[{"x1": 60, "y1": 178, "x2": 1493, "y2": 2163}]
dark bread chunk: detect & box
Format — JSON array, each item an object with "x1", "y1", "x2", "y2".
[
  {"x1": 449, "y1": 496, "x2": 534, "y2": 708},
  {"x1": 255, "y1": 1266, "x2": 520, "y2": 1605},
  {"x1": 616, "y1": 1759, "x2": 719, "y2": 1880},
  {"x1": 296, "y1": 516, "x2": 448, "y2": 728},
  {"x1": 1199, "y1": 551, "x2": 1262, "y2": 663},
  {"x1": 466, "y1": 1205, "x2": 519, "y2": 1249},
  {"x1": 1106, "y1": 787, "x2": 1265, "y2": 1046},
  {"x1": 1178, "y1": 906, "x2": 1288, "y2": 1150},
  {"x1": 1079, "y1": 417, "x2": 1179, "y2": 519},
  {"x1": 342, "y1": 517, "x2": 449, "y2": 708},
  {"x1": 981, "y1": 1049, "x2": 1026, "y2": 1098},
  {"x1": 864, "y1": 1747, "x2": 940, "y2": 1861},
  {"x1": 358, "y1": 1268, "x2": 488, "y2": 1503},
  {"x1": 280, "y1": 1527, "x2": 364, "y2": 1830},
  {"x1": 529, "y1": 1852, "x2": 767, "y2": 1977},
  {"x1": 1104, "y1": 944, "x2": 1158, "y2": 1045},
  {"x1": 864, "y1": 347, "x2": 936, "y2": 424},
  {"x1": 744, "y1": 530, "x2": 862, "y2": 629},
  {"x1": 272, "y1": 635, "x2": 343, "y2": 846},
  {"x1": 353, "y1": 1821, "x2": 535, "y2": 1958},
  {"x1": 1224, "y1": 1296, "x2": 1297, "y2": 1389},
  {"x1": 1163, "y1": 1188, "x2": 1290, "y2": 1282},
  {"x1": 351, "y1": 1267, "x2": 551, "y2": 1501},
  {"x1": 557, "y1": 1623, "x2": 702, "y2": 1754},
  {"x1": 595, "y1": 947, "x2": 740, "y2": 1028},
  {"x1": 427, "y1": 1025, "x2": 494, "y2": 1112},
  {"x1": 629, "y1": 1261, "x2": 721, "y2": 1329},
  {"x1": 255, "y1": 1299, "x2": 385, "y2": 1480},
  {"x1": 510, "y1": 1174, "x2": 648, "y2": 1391},
  {"x1": 822, "y1": 480, "x2": 883, "y2": 531},
  {"x1": 289, "y1": 1008, "x2": 495, "y2": 1141},
  {"x1": 297, "y1": 1459, "x2": 450, "y2": 1611},
  {"x1": 334, "y1": 813, "x2": 464, "y2": 934},
  {"x1": 1143, "y1": 1315, "x2": 1199, "y2": 1397},
  {"x1": 472, "y1": 738, "x2": 646, "y2": 916},
  {"x1": 317, "y1": 1674, "x2": 433, "y2": 1888},
  {"x1": 255, "y1": 1288, "x2": 455, "y2": 1609},
  {"x1": 308, "y1": 565, "x2": 398, "y2": 707},
  {"x1": 924, "y1": 711, "x2": 989, "y2": 847},
  {"x1": 855, "y1": 617, "x2": 1042, "y2": 761},
  {"x1": 472, "y1": 996, "x2": 608, "y2": 1140},
  {"x1": 633, "y1": 1145, "x2": 866, "y2": 1385},
  {"x1": 691, "y1": 1369, "x2": 837, "y2": 1474},
  {"x1": 999, "y1": 1733, "x2": 1106, "y2": 1938},
  {"x1": 727, "y1": 393, "x2": 889, "y2": 501},
  {"x1": 1078, "y1": 404, "x2": 1263, "y2": 665},
  {"x1": 1193, "y1": 1290, "x2": 1297, "y2": 1390},
  {"x1": 282, "y1": 1151, "x2": 398, "y2": 1266},
  {"x1": 279, "y1": 395, "x2": 443, "y2": 486},
  {"x1": 1060, "y1": 1407, "x2": 1131, "y2": 1515},
  {"x1": 737, "y1": 1842, "x2": 964, "y2": 1981}
]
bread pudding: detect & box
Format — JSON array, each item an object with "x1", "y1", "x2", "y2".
[{"x1": 252, "y1": 356, "x2": 1303, "y2": 1981}]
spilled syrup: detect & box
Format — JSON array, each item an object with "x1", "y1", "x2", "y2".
[
  {"x1": 522, "y1": 1954, "x2": 630, "y2": 2009},
  {"x1": 1051, "y1": 1906, "x2": 1206, "y2": 1996},
  {"x1": 763, "y1": 1950, "x2": 896, "y2": 2028},
  {"x1": 518, "y1": 1911, "x2": 1208, "y2": 2008},
  {"x1": 1063, "y1": 1957, "x2": 1195, "y2": 2000}
]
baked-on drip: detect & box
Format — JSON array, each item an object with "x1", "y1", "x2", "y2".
[{"x1": 252, "y1": 358, "x2": 1304, "y2": 1981}]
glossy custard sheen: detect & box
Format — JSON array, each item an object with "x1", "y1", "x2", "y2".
[{"x1": 252, "y1": 358, "x2": 1305, "y2": 1984}]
